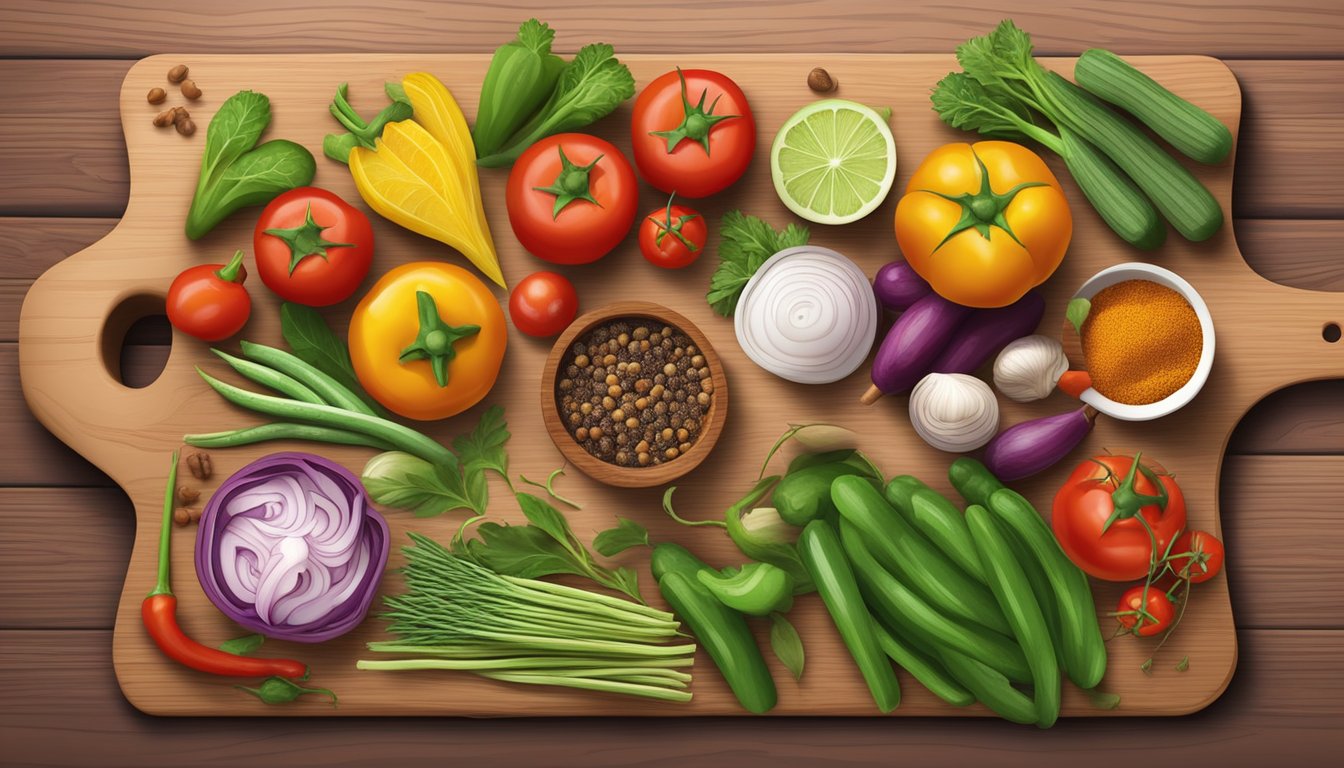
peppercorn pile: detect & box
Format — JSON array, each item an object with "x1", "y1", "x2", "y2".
[{"x1": 557, "y1": 319, "x2": 715, "y2": 467}]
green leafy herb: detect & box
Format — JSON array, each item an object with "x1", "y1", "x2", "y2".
[
  {"x1": 707, "y1": 211, "x2": 810, "y2": 316},
  {"x1": 456, "y1": 492, "x2": 645, "y2": 603},
  {"x1": 219, "y1": 634, "x2": 265, "y2": 656},
  {"x1": 186, "y1": 90, "x2": 316, "y2": 240},
  {"x1": 1087, "y1": 690, "x2": 1121, "y2": 710},
  {"x1": 323, "y1": 82, "x2": 414, "y2": 163},
  {"x1": 361, "y1": 406, "x2": 510, "y2": 517},
  {"x1": 477, "y1": 41, "x2": 635, "y2": 168},
  {"x1": 593, "y1": 517, "x2": 650, "y2": 557},
  {"x1": 769, "y1": 613, "x2": 805, "y2": 681},
  {"x1": 235, "y1": 676, "x2": 337, "y2": 707},
  {"x1": 473, "y1": 18, "x2": 566, "y2": 158},
  {"x1": 1175, "y1": 655, "x2": 1190, "y2": 672},
  {"x1": 1066, "y1": 297, "x2": 1092, "y2": 335},
  {"x1": 279, "y1": 303, "x2": 386, "y2": 416},
  {"x1": 1139, "y1": 657, "x2": 1154, "y2": 675}
]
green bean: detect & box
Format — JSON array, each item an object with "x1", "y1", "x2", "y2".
[
  {"x1": 799, "y1": 520, "x2": 901, "y2": 713},
  {"x1": 872, "y1": 621, "x2": 974, "y2": 707},
  {"x1": 239, "y1": 340, "x2": 377, "y2": 416},
  {"x1": 832, "y1": 475, "x2": 1010, "y2": 636},
  {"x1": 195, "y1": 368, "x2": 456, "y2": 467},
  {"x1": 184, "y1": 422, "x2": 396, "y2": 451},
  {"x1": 965, "y1": 504, "x2": 1060, "y2": 728},
  {"x1": 210, "y1": 349, "x2": 325, "y2": 405},
  {"x1": 838, "y1": 519, "x2": 1031, "y2": 683},
  {"x1": 939, "y1": 647, "x2": 1039, "y2": 725},
  {"x1": 989, "y1": 488, "x2": 1108, "y2": 690}
]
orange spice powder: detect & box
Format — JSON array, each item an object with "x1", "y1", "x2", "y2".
[{"x1": 1081, "y1": 279, "x2": 1202, "y2": 405}]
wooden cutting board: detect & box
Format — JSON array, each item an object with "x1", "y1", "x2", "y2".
[{"x1": 18, "y1": 53, "x2": 1343, "y2": 717}]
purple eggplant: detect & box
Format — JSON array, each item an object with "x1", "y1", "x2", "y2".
[
  {"x1": 983, "y1": 406, "x2": 1098, "y2": 481},
  {"x1": 873, "y1": 261, "x2": 933, "y2": 312},
  {"x1": 931, "y1": 291, "x2": 1046, "y2": 375},
  {"x1": 862, "y1": 292, "x2": 973, "y2": 403}
]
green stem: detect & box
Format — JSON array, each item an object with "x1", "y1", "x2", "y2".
[
  {"x1": 398, "y1": 291, "x2": 480, "y2": 387},
  {"x1": 649, "y1": 67, "x2": 739, "y2": 155},
  {"x1": 531, "y1": 145, "x2": 603, "y2": 219},
  {"x1": 148, "y1": 451, "x2": 179, "y2": 598},
  {"x1": 262, "y1": 203, "x2": 354, "y2": 275},
  {"x1": 214, "y1": 251, "x2": 246, "y2": 284}
]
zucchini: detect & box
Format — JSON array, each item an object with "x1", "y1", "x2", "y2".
[
  {"x1": 1036, "y1": 70, "x2": 1223, "y2": 242},
  {"x1": 1058, "y1": 126, "x2": 1166, "y2": 251},
  {"x1": 1074, "y1": 49, "x2": 1233, "y2": 165}
]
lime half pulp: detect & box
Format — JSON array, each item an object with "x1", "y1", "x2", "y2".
[{"x1": 770, "y1": 99, "x2": 897, "y2": 225}]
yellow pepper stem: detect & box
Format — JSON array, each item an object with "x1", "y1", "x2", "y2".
[{"x1": 397, "y1": 291, "x2": 480, "y2": 387}]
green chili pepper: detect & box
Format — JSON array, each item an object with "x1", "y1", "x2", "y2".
[
  {"x1": 799, "y1": 520, "x2": 901, "y2": 713},
  {"x1": 235, "y1": 676, "x2": 337, "y2": 707},
  {"x1": 697, "y1": 562, "x2": 794, "y2": 616}
]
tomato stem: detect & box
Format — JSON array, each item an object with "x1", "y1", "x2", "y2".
[
  {"x1": 263, "y1": 203, "x2": 354, "y2": 275},
  {"x1": 214, "y1": 250, "x2": 247, "y2": 284},
  {"x1": 922, "y1": 148, "x2": 1047, "y2": 252},
  {"x1": 646, "y1": 193, "x2": 700, "y2": 252},
  {"x1": 398, "y1": 291, "x2": 481, "y2": 387},
  {"x1": 649, "y1": 68, "x2": 740, "y2": 155},
  {"x1": 532, "y1": 145, "x2": 603, "y2": 220},
  {"x1": 1100, "y1": 452, "x2": 1169, "y2": 533}
]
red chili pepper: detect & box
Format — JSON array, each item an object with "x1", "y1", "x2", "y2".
[{"x1": 142, "y1": 451, "x2": 307, "y2": 680}]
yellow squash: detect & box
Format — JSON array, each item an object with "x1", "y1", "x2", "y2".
[{"x1": 348, "y1": 73, "x2": 505, "y2": 288}]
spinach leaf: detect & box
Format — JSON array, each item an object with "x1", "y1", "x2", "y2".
[
  {"x1": 592, "y1": 517, "x2": 650, "y2": 556},
  {"x1": 219, "y1": 634, "x2": 265, "y2": 656},
  {"x1": 186, "y1": 90, "x2": 316, "y2": 239},
  {"x1": 279, "y1": 303, "x2": 385, "y2": 416},
  {"x1": 769, "y1": 613, "x2": 805, "y2": 681}
]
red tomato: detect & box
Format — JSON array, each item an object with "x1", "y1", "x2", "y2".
[
  {"x1": 253, "y1": 187, "x2": 374, "y2": 307},
  {"x1": 166, "y1": 250, "x2": 251, "y2": 341},
  {"x1": 1167, "y1": 530, "x2": 1225, "y2": 584},
  {"x1": 509, "y1": 271, "x2": 579, "y2": 338},
  {"x1": 506, "y1": 134, "x2": 638, "y2": 265},
  {"x1": 1052, "y1": 454, "x2": 1187, "y2": 582},
  {"x1": 631, "y1": 68, "x2": 756, "y2": 198},
  {"x1": 1116, "y1": 585, "x2": 1175, "y2": 637},
  {"x1": 638, "y1": 195, "x2": 706, "y2": 269}
]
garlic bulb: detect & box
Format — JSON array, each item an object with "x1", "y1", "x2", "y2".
[
  {"x1": 993, "y1": 335, "x2": 1069, "y2": 402},
  {"x1": 909, "y1": 373, "x2": 1000, "y2": 453}
]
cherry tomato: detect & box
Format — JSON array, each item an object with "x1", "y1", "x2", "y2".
[
  {"x1": 1116, "y1": 585, "x2": 1175, "y2": 637},
  {"x1": 506, "y1": 134, "x2": 638, "y2": 265},
  {"x1": 1052, "y1": 454, "x2": 1187, "y2": 582},
  {"x1": 509, "y1": 271, "x2": 579, "y2": 338},
  {"x1": 253, "y1": 187, "x2": 374, "y2": 307},
  {"x1": 166, "y1": 250, "x2": 252, "y2": 342},
  {"x1": 1167, "y1": 530, "x2": 1225, "y2": 584},
  {"x1": 631, "y1": 68, "x2": 755, "y2": 198},
  {"x1": 638, "y1": 195, "x2": 706, "y2": 269}
]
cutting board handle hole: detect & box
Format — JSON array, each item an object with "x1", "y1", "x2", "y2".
[
  {"x1": 1325, "y1": 323, "x2": 1342, "y2": 344},
  {"x1": 100, "y1": 294, "x2": 171, "y2": 389}
]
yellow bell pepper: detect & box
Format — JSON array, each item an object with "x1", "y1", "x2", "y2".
[
  {"x1": 348, "y1": 262, "x2": 506, "y2": 421},
  {"x1": 342, "y1": 74, "x2": 505, "y2": 288}
]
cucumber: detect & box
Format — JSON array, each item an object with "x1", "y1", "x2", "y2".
[
  {"x1": 1036, "y1": 70, "x2": 1223, "y2": 242},
  {"x1": 1058, "y1": 126, "x2": 1166, "y2": 251},
  {"x1": 1074, "y1": 49, "x2": 1233, "y2": 165}
]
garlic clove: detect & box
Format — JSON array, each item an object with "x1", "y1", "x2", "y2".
[
  {"x1": 909, "y1": 373, "x2": 1000, "y2": 453},
  {"x1": 993, "y1": 334, "x2": 1069, "y2": 403}
]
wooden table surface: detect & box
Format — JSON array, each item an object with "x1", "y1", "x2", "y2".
[{"x1": 1, "y1": 1, "x2": 1341, "y2": 765}]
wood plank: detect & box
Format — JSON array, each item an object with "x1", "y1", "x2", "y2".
[
  {"x1": 0, "y1": 217, "x2": 115, "y2": 280},
  {"x1": 2, "y1": 0, "x2": 1342, "y2": 58},
  {"x1": 0, "y1": 490, "x2": 131, "y2": 630},
  {"x1": 2, "y1": 457, "x2": 1339, "y2": 630},
  {"x1": 1, "y1": 628, "x2": 1339, "y2": 766},
  {"x1": 0, "y1": 59, "x2": 1341, "y2": 218}
]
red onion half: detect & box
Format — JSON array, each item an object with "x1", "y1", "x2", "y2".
[{"x1": 196, "y1": 452, "x2": 389, "y2": 643}]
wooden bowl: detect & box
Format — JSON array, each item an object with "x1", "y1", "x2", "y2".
[{"x1": 541, "y1": 301, "x2": 729, "y2": 488}]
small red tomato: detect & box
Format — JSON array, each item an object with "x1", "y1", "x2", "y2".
[
  {"x1": 631, "y1": 68, "x2": 756, "y2": 198},
  {"x1": 254, "y1": 187, "x2": 374, "y2": 307},
  {"x1": 1116, "y1": 585, "x2": 1175, "y2": 637},
  {"x1": 509, "y1": 271, "x2": 579, "y2": 338},
  {"x1": 638, "y1": 194, "x2": 707, "y2": 269},
  {"x1": 506, "y1": 134, "x2": 638, "y2": 265},
  {"x1": 166, "y1": 250, "x2": 251, "y2": 341},
  {"x1": 1166, "y1": 530, "x2": 1225, "y2": 584}
]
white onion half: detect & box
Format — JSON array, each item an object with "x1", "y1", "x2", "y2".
[{"x1": 734, "y1": 245, "x2": 878, "y2": 384}]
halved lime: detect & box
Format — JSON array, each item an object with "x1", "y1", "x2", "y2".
[{"x1": 770, "y1": 99, "x2": 897, "y2": 225}]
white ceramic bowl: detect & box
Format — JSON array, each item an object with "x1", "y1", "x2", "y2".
[{"x1": 1073, "y1": 263, "x2": 1215, "y2": 421}]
